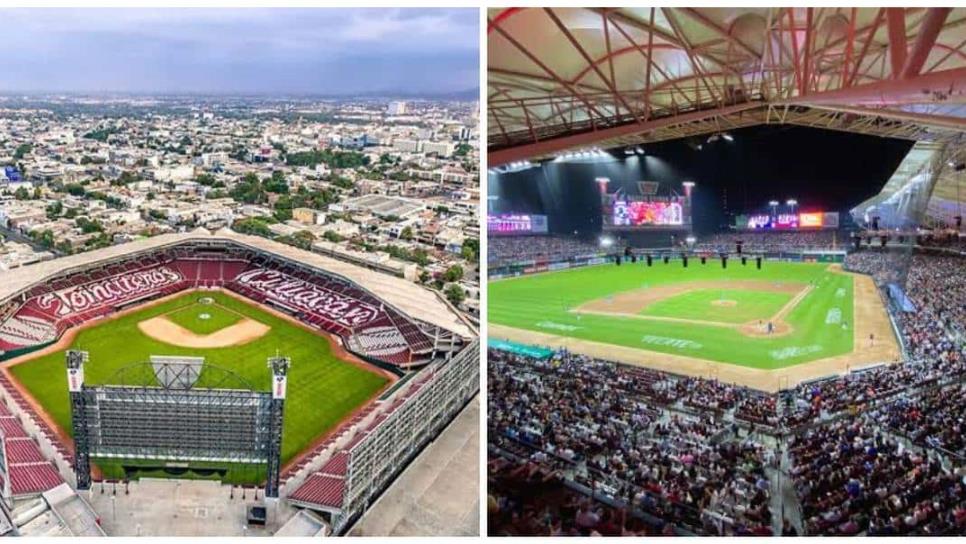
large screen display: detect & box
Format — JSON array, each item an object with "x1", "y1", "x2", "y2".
[
  {"x1": 737, "y1": 211, "x2": 838, "y2": 230},
  {"x1": 487, "y1": 214, "x2": 548, "y2": 235},
  {"x1": 611, "y1": 200, "x2": 684, "y2": 227}
]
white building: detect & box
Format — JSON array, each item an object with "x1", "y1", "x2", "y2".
[
  {"x1": 423, "y1": 142, "x2": 455, "y2": 157},
  {"x1": 386, "y1": 101, "x2": 407, "y2": 115}
]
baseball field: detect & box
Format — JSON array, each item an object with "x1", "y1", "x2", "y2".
[
  {"x1": 4, "y1": 289, "x2": 391, "y2": 484},
  {"x1": 489, "y1": 260, "x2": 900, "y2": 390}
]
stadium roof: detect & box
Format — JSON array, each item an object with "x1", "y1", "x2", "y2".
[
  {"x1": 488, "y1": 7, "x2": 966, "y2": 165},
  {"x1": 0, "y1": 230, "x2": 474, "y2": 339}
]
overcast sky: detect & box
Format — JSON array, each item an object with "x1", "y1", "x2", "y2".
[{"x1": 0, "y1": 8, "x2": 479, "y2": 95}]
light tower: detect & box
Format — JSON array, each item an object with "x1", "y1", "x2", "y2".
[
  {"x1": 265, "y1": 355, "x2": 291, "y2": 498},
  {"x1": 66, "y1": 350, "x2": 91, "y2": 490},
  {"x1": 769, "y1": 200, "x2": 779, "y2": 220},
  {"x1": 786, "y1": 198, "x2": 798, "y2": 215},
  {"x1": 682, "y1": 181, "x2": 696, "y2": 235}
]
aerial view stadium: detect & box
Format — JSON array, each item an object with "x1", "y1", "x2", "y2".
[
  {"x1": 0, "y1": 231, "x2": 479, "y2": 536},
  {"x1": 487, "y1": 7, "x2": 966, "y2": 536}
]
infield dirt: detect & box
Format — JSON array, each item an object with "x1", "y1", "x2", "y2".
[{"x1": 490, "y1": 265, "x2": 900, "y2": 392}]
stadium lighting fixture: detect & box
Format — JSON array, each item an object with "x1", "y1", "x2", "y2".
[
  {"x1": 768, "y1": 200, "x2": 779, "y2": 207},
  {"x1": 685, "y1": 236, "x2": 696, "y2": 244},
  {"x1": 696, "y1": 144, "x2": 703, "y2": 151},
  {"x1": 722, "y1": 133, "x2": 734, "y2": 142},
  {"x1": 599, "y1": 236, "x2": 614, "y2": 248}
]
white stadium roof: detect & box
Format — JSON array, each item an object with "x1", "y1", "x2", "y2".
[{"x1": 0, "y1": 229, "x2": 474, "y2": 339}]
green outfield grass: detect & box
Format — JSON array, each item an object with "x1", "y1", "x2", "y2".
[
  {"x1": 165, "y1": 301, "x2": 243, "y2": 334},
  {"x1": 9, "y1": 291, "x2": 389, "y2": 482},
  {"x1": 640, "y1": 288, "x2": 795, "y2": 324},
  {"x1": 489, "y1": 261, "x2": 855, "y2": 369}
]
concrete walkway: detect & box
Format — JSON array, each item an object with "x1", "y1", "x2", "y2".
[{"x1": 348, "y1": 396, "x2": 480, "y2": 536}]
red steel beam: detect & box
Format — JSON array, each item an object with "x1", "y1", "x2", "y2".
[
  {"x1": 841, "y1": 8, "x2": 857, "y2": 89},
  {"x1": 488, "y1": 102, "x2": 762, "y2": 166},
  {"x1": 785, "y1": 66, "x2": 966, "y2": 106},
  {"x1": 544, "y1": 8, "x2": 640, "y2": 123},
  {"x1": 886, "y1": 8, "x2": 908, "y2": 78},
  {"x1": 801, "y1": 8, "x2": 814, "y2": 95},
  {"x1": 486, "y1": 8, "x2": 525, "y2": 34},
  {"x1": 644, "y1": 7, "x2": 655, "y2": 119},
  {"x1": 488, "y1": 17, "x2": 608, "y2": 122},
  {"x1": 849, "y1": 8, "x2": 885, "y2": 87},
  {"x1": 900, "y1": 7, "x2": 953, "y2": 79}
]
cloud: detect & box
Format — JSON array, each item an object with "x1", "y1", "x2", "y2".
[{"x1": 0, "y1": 8, "x2": 479, "y2": 94}]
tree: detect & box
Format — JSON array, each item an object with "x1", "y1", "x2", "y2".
[
  {"x1": 264, "y1": 170, "x2": 289, "y2": 194},
  {"x1": 232, "y1": 217, "x2": 274, "y2": 237},
  {"x1": 195, "y1": 173, "x2": 217, "y2": 186},
  {"x1": 461, "y1": 238, "x2": 479, "y2": 262},
  {"x1": 444, "y1": 284, "x2": 465, "y2": 306},
  {"x1": 112, "y1": 171, "x2": 139, "y2": 186},
  {"x1": 14, "y1": 187, "x2": 30, "y2": 200},
  {"x1": 288, "y1": 230, "x2": 316, "y2": 250},
  {"x1": 66, "y1": 184, "x2": 86, "y2": 197},
  {"x1": 454, "y1": 143, "x2": 472, "y2": 156},
  {"x1": 76, "y1": 217, "x2": 104, "y2": 234},
  {"x1": 322, "y1": 230, "x2": 344, "y2": 243},
  {"x1": 443, "y1": 264, "x2": 464, "y2": 283},
  {"x1": 13, "y1": 144, "x2": 31, "y2": 160},
  {"x1": 230, "y1": 172, "x2": 267, "y2": 204},
  {"x1": 400, "y1": 226, "x2": 413, "y2": 241},
  {"x1": 31, "y1": 229, "x2": 55, "y2": 249},
  {"x1": 46, "y1": 201, "x2": 63, "y2": 219}
]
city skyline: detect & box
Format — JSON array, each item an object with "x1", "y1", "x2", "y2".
[{"x1": 0, "y1": 8, "x2": 479, "y2": 95}]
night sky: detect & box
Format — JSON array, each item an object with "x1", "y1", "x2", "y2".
[{"x1": 489, "y1": 125, "x2": 913, "y2": 236}]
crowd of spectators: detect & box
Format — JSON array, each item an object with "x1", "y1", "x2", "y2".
[
  {"x1": 488, "y1": 455, "x2": 665, "y2": 536},
  {"x1": 789, "y1": 418, "x2": 966, "y2": 536},
  {"x1": 488, "y1": 350, "x2": 774, "y2": 535},
  {"x1": 879, "y1": 384, "x2": 966, "y2": 458},
  {"x1": 488, "y1": 235, "x2": 602, "y2": 266},
  {"x1": 694, "y1": 230, "x2": 841, "y2": 253}
]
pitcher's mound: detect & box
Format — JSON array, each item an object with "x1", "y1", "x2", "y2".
[
  {"x1": 711, "y1": 299, "x2": 737, "y2": 307},
  {"x1": 138, "y1": 316, "x2": 270, "y2": 348},
  {"x1": 739, "y1": 320, "x2": 793, "y2": 338}
]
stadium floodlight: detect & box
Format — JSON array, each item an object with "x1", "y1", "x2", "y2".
[
  {"x1": 768, "y1": 200, "x2": 779, "y2": 207},
  {"x1": 696, "y1": 144, "x2": 703, "y2": 150},
  {"x1": 635, "y1": 146, "x2": 644, "y2": 154},
  {"x1": 599, "y1": 235, "x2": 614, "y2": 248},
  {"x1": 722, "y1": 133, "x2": 734, "y2": 142},
  {"x1": 786, "y1": 199, "x2": 798, "y2": 206},
  {"x1": 685, "y1": 236, "x2": 696, "y2": 244}
]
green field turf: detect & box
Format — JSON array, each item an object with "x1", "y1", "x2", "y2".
[
  {"x1": 489, "y1": 261, "x2": 855, "y2": 369},
  {"x1": 9, "y1": 291, "x2": 389, "y2": 483},
  {"x1": 165, "y1": 302, "x2": 243, "y2": 334},
  {"x1": 640, "y1": 288, "x2": 795, "y2": 324}
]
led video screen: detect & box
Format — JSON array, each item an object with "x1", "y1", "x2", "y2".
[{"x1": 612, "y1": 200, "x2": 684, "y2": 227}]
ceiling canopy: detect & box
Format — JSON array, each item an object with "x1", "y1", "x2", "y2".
[{"x1": 488, "y1": 7, "x2": 966, "y2": 165}]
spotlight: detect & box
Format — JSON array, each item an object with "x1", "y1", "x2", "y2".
[
  {"x1": 722, "y1": 133, "x2": 734, "y2": 142},
  {"x1": 635, "y1": 146, "x2": 644, "y2": 154}
]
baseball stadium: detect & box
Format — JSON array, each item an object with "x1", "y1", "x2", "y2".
[
  {"x1": 486, "y1": 7, "x2": 966, "y2": 537},
  {"x1": 0, "y1": 229, "x2": 479, "y2": 536}
]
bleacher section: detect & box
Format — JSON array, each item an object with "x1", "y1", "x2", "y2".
[
  {"x1": 0, "y1": 403, "x2": 64, "y2": 498},
  {"x1": 0, "y1": 241, "x2": 464, "y2": 369}
]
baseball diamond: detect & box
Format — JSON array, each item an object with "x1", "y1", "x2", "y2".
[{"x1": 489, "y1": 260, "x2": 900, "y2": 391}]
